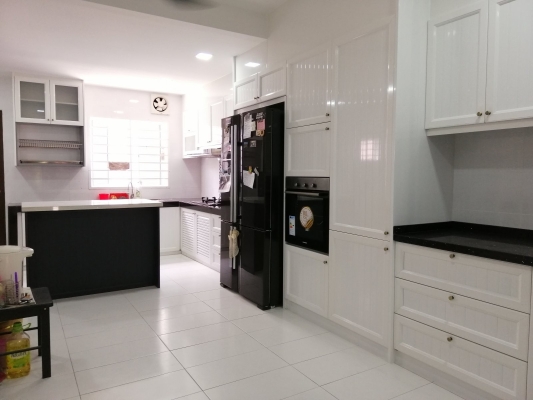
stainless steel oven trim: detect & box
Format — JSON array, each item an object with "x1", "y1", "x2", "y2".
[{"x1": 284, "y1": 191, "x2": 324, "y2": 196}]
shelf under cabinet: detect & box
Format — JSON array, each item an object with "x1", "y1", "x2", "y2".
[
  {"x1": 19, "y1": 139, "x2": 83, "y2": 149},
  {"x1": 19, "y1": 160, "x2": 83, "y2": 166}
]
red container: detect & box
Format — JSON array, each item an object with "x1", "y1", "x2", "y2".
[{"x1": 98, "y1": 193, "x2": 110, "y2": 200}]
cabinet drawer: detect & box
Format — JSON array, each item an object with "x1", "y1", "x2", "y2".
[
  {"x1": 395, "y1": 278, "x2": 529, "y2": 361},
  {"x1": 395, "y1": 243, "x2": 531, "y2": 313},
  {"x1": 395, "y1": 315, "x2": 527, "y2": 400}
]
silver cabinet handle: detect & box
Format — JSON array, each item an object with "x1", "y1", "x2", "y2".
[
  {"x1": 326, "y1": 113, "x2": 330, "y2": 117},
  {"x1": 325, "y1": 127, "x2": 330, "y2": 130},
  {"x1": 448, "y1": 295, "x2": 454, "y2": 301},
  {"x1": 323, "y1": 261, "x2": 328, "y2": 264},
  {"x1": 384, "y1": 247, "x2": 389, "y2": 251},
  {"x1": 485, "y1": 111, "x2": 492, "y2": 116},
  {"x1": 477, "y1": 112, "x2": 483, "y2": 117},
  {"x1": 450, "y1": 254, "x2": 455, "y2": 259},
  {"x1": 447, "y1": 336, "x2": 453, "y2": 342},
  {"x1": 384, "y1": 231, "x2": 389, "y2": 236}
]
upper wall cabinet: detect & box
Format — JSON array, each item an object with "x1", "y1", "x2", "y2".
[
  {"x1": 233, "y1": 65, "x2": 286, "y2": 111},
  {"x1": 286, "y1": 45, "x2": 332, "y2": 129},
  {"x1": 330, "y1": 19, "x2": 395, "y2": 240},
  {"x1": 15, "y1": 77, "x2": 84, "y2": 126},
  {"x1": 285, "y1": 122, "x2": 331, "y2": 177},
  {"x1": 426, "y1": 0, "x2": 533, "y2": 132}
]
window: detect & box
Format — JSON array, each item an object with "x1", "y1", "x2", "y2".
[{"x1": 91, "y1": 117, "x2": 169, "y2": 188}]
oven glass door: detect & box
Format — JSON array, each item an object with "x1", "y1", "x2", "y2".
[{"x1": 285, "y1": 192, "x2": 329, "y2": 254}]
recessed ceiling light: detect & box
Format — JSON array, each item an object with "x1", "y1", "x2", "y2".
[
  {"x1": 129, "y1": 99, "x2": 139, "y2": 103},
  {"x1": 37, "y1": 109, "x2": 44, "y2": 113},
  {"x1": 196, "y1": 53, "x2": 213, "y2": 61},
  {"x1": 114, "y1": 111, "x2": 124, "y2": 114},
  {"x1": 245, "y1": 62, "x2": 260, "y2": 68}
]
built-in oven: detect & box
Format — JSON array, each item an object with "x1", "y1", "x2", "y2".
[{"x1": 285, "y1": 177, "x2": 330, "y2": 254}]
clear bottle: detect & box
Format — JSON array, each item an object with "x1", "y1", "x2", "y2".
[{"x1": 5, "y1": 321, "x2": 31, "y2": 379}]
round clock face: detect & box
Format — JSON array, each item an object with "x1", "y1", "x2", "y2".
[
  {"x1": 153, "y1": 97, "x2": 168, "y2": 113},
  {"x1": 300, "y1": 206, "x2": 314, "y2": 231}
]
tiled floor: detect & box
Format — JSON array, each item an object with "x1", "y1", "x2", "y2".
[{"x1": 0, "y1": 255, "x2": 464, "y2": 400}]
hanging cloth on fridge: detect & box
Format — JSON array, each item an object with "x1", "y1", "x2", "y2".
[{"x1": 228, "y1": 228, "x2": 240, "y2": 259}]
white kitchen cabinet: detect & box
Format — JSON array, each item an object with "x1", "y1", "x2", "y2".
[
  {"x1": 329, "y1": 230, "x2": 392, "y2": 347},
  {"x1": 425, "y1": 2, "x2": 488, "y2": 130},
  {"x1": 426, "y1": 0, "x2": 533, "y2": 132},
  {"x1": 195, "y1": 213, "x2": 211, "y2": 266},
  {"x1": 15, "y1": 76, "x2": 84, "y2": 126},
  {"x1": 286, "y1": 44, "x2": 332, "y2": 128},
  {"x1": 395, "y1": 315, "x2": 527, "y2": 400},
  {"x1": 180, "y1": 208, "x2": 196, "y2": 258},
  {"x1": 485, "y1": 0, "x2": 533, "y2": 123},
  {"x1": 285, "y1": 244, "x2": 329, "y2": 317},
  {"x1": 183, "y1": 110, "x2": 200, "y2": 157},
  {"x1": 160, "y1": 207, "x2": 181, "y2": 255},
  {"x1": 233, "y1": 65, "x2": 286, "y2": 111},
  {"x1": 395, "y1": 243, "x2": 532, "y2": 313},
  {"x1": 395, "y1": 278, "x2": 530, "y2": 361},
  {"x1": 224, "y1": 95, "x2": 234, "y2": 118},
  {"x1": 209, "y1": 99, "x2": 224, "y2": 147},
  {"x1": 210, "y1": 216, "x2": 221, "y2": 271},
  {"x1": 285, "y1": 123, "x2": 331, "y2": 177},
  {"x1": 330, "y1": 19, "x2": 395, "y2": 240}
]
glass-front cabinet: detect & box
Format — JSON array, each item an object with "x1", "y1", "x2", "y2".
[{"x1": 15, "y1": 77, "x2": 84, "y2": 126}]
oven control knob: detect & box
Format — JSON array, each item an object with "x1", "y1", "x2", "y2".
[
  {"x1": 311, "y1": 183, "x2": 317, "y2": 188},
  {"x1": 302, "y1": 183, "x2": 308, "y2": 188},
  {"x1": 294, "y1": 183, "x2": 298, "y2": 187}
]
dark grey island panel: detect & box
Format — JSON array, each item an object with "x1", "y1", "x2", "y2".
[{"x1": 22, "y1": 199, "x2": 161, "y2": 299}]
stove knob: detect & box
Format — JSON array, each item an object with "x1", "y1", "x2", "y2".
[
  {"x1": 302, "y1": 183, "x2": 308, "y2": 188},
  {"x1": 311, "y1": 183, "x2": 317, "y2": 188}
]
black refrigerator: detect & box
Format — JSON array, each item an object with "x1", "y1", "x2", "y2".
[{"x1": 219, "y1": 106, "x2": 284, "y2": 310}]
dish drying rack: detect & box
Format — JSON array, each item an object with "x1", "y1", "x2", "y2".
[{"x1": 18, "y1": 139, "x2": 83, "y2": 149}]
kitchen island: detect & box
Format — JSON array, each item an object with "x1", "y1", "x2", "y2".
[{"x1": 21, "y1": 199, "x2": 162, "y2": 299}]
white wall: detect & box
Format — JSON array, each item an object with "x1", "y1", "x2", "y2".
[
  {"x1": 1, "y1": 77, "x2": 202, "y2": 203},
  {"x1": 201, "y1": 158, "x2": 220, "y2": 198},
  {"x1": 393, "y1": 0, "x2": 455, "y2": 226},
  {"x1": 452, "y1": 127, "x2": 533, "y2": 229}
]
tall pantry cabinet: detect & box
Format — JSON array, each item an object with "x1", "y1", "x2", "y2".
[{"x1": 329, "y1": 18, "x2": 396, "y2": 349}]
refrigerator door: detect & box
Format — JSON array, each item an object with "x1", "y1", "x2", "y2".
[
  {"x1": 220, "y1": 221, "x2": 238, "y2": 290},
  {"x1": 220, "y1": 115, "x2": 240, "y2": 223}
]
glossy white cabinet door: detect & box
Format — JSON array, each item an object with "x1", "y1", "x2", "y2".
[
  {"x1": 285, "y1": 245, "x2": 329, "y2": 317},
  {"x1": 330, "y1": 19, "x2": 395, "y2": 240},
  {"x1": 286, "y1": 44, "x2": 332, "y2": 128},
  {"x1": 395, "y1": 243, "x2": 532, "y2": 313},
  {"x1": 425, "y1": 2, "x2": 489, "y2": 129},
  {"x1": 50, "y1": 79, "x2": 84, "y2": 126},
  {"x1": 285, "y1": 123, "x2": 330, "y2": 177},
  {"x1": 224, "y1": 95, "x2": 234, "y2": 118},
  {"x1": 395, "y1": 278, "x2": 530, "y2": 360},
  {"x1": 234, "y1": 74, "x2": 258, "y2": 110},
  {"x1": 160, "y1": 207, "x2": 181, "y2": 255},
  {"x1": 181, "y1": 209, "x2": 196, "y2": 259},
  {"x1": 258, "y1": 65, "x2": 286, "y2": 102},
  {"x1": 195, "y1": 213, "x2": 211, "y2": 266},
  {"x1": 485, "y1": 0, "x2": 533, "y2": 123},
  {"x1": 209, "y1": 99, "x2": 224, "y2": 146},
  {"x1": 15, "y1": 77, "x2": 51, "y2": 124},
  {"x1": 329, "y1": 231, "x2": 392, "y2": 347},
  {"x1": 395, "y1": 315, "x2": 527, "y2": 400}
]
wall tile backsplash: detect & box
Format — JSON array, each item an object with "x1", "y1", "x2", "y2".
[{"x1": 453, "y1": 127, "x2": 533, "y2": 229}]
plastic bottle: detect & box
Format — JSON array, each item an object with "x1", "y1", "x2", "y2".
[{"x1": 5, "y1": 322, "x2": 30, "y2": 379}]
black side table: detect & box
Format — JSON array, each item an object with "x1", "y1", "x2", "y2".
[{"x1": 0, "y1": 287, "x2": 53, "y2": 378}]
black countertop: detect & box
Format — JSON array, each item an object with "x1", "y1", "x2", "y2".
[
  {"x1": 156, "y1": 198, "x2": 221, "y2": 216},
  {"x1": 394, "y1": 222, "x2": 533, "y2": 266}
]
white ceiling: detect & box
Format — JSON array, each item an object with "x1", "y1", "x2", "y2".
[{"x1": 0, "y1": 0, "x2": 266, "y2": 94}]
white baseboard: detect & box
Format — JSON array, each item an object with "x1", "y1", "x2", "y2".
[{"x1": 160, "y1": 250, "x2": 181, "y2": 256}]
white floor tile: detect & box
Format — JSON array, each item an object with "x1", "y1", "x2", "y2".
[
  {"x1": 230, "y1": 311, "x2": 288, "y2": 333},
  {"x1": 172, "y1": 333, "x2": 263, "y2": 368},
  {"x1": 160, "y1": 321, "x2": 243, "y2": 350},
  {"x1": 70, "y1": 336, "x2": 168, "y2": 371},
  {"x1": 283, "y1": 387, "x2": 338, "y2": 400},
  {"x1": 249, "y1": 319, "x2": 326, "y2": 347},
  {"x1": 322, "y1": 363, "x2": 429, "y2": 400},
  {"x1": 203, "y1": 295, "x2": 256, "y2": 310},
  {"x1": 0, "y1": 373, "x2": 80, "y2": 400},
  {"x1": 176, "y1": 393, "x2": 210, "y2": 400},
  {"x1": 204, "y1": 366, "x2": 317, "y2": 400},
  {"x1": 66, "y1": 322, "x2": 156, "y2": 353},
  {"x1": 123, "y1": 285, "x2": 190, "y2": 303},
  {"x1": 140, "y1": 301, "x2": 213, "y2": 322},
  {"x1": 293, "y1": 346, "x2": 386, "y2": 385},
  {"x1": 75, "y1": 352, "x2": 183, "y2": 394},
  {"x1": 215, "y1": 303, "x2": 265, "y2": 320},
  {"x1": 129, "y1": 293, "x2": 200, "y2": 312},
  {"x1": 393, "y1": 383, "x2": 464, "y2": 400},
  {"x1": 80, "y1": 370, "x2": 201, "y2": 400},
  {"x1": 269, "y1": 333, "x2": 354, "y2": 364},
  {"x1": 59, "y1": 303, "x2": 139, "y2": 325},
  {"x1": 177, "y1": 280, "x2": 222, "y2": 293},
  {"x1": 193, "y1": 288, "x2": 239, "y2": 301},
  {"x1": 62, "y1": 313, "x2": 145, "y2": 338},
  {"x1": 187, "y1": 349, "x2": 288, "y2": 390},
  {"x1": 147, "y1": 310, "x2": 227, "y2": 335},
  {"x1": 31, "y1": 338, "x2": 74, "y2": 377}
]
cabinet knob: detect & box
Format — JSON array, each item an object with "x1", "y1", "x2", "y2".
[
  {"x1": 325, "y1": 127, "x2": 330, "y2": 130},
  {"x1": 326, "y1": 113, "x2": 330, "y2": 117},
  {"x1": 477, "y1": 112, "x2": 482, "y2": 117},
  {"x1": 485, "y1": 111, "x2": 492, "y2": 116},
  {"x1": 449, "y1": 254, "x2": 455, "y2": 259},
  {"x1": 384, "y1": 231, "x2": 389, "y2": 236},
  {"x1": 323, "y1": 261, "x2": 328, "y2": 264},
  {"x1": 447, "y1": 336, "x2": 453, "y2": 342},
  {"x1": 448, "y1": 295, "x2": 455, "y2": 301},
  {"x1": 384, "y1": 247, "x2": 389, "y2": 251}
]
